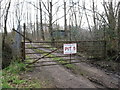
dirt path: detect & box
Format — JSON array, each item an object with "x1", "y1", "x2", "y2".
[
  {"x1": 24, "y1": 43, "x2": 119, "y2": 89},
  {"x1": 25, "y1": 49, "x2": 96, "y2": 88},
  {"x1": 74, "y1": 63, "x2": 118, "y2": 88}
]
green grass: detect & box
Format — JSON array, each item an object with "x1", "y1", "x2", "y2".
[
  {"x1": 50, "y1": 47, "x2": 57, "y2": 50},
  {"x1": 47, "y1": 54, "x2": 55, "y2": 57},
  {"x1": 64, "y1": 64, "x2": 75, "y2": 69},
  {"x1": 26, "y1": 44, "x2": 32, "y2": 48},
  {"x1": 25, "y1": 56, "x2": 35, "y2": 63},
  {"x1": 52, "y1": 57, "x2": 78, "y2": 70},
  {"x1": 34, "y1": 49, "x2": 45, "y2": 53},
  {"x1": 1, "y1": 60, "x2": 41, "y2": 88},
  {"x1": 4, "y1": 61, "x2": 26, "y2": 74},
  {"x1": 33, "y1": 47, "x2": 77, "y2": 71}
]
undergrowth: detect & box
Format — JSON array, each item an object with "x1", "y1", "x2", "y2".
[{"x1": 1, "y1": 60, "x2": 41, "y2": 88}]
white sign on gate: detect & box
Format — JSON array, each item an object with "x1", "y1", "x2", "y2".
[{"x1": 63, "y1": 43, "x2": 77, "y2": 54}]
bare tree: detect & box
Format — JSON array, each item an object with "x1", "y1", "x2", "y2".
[
  {"x1": 92, "y1": 0, "x2": 97, "y2": 31},
  {"x1": 78, "y1": 5, "x2": 83, "y2": 29},
  {"x1": 11, "y1": 0, "x2": 25, "y2": 57},
  {"x1": 117, "y1": 2, "x2": 120, "y2": 52},
  {"x1": 2, "y1": 0, "x2": 11, "y2": 47},
  {"x1": 103, "y1": 0, "x2": 120, "y2": 52},
  {"x1": 0, "y1": 0, "x2": 1, "y2": 32},
  {"x1": 64, "y1": 1, "x2": 67, "y2": 37},
  {"x1": 42, "y1": 0, "x2": 55, "y2": 42},
  {"x1": 83, "y1": 1, "x2": 92, "y2": 33},
  {"x1": 92, "y1": 0, "x2": 99, "y2": 40},
  {"x1": 39, "y1": 0, "x2": 45, "y2": 40},
  {"x1": 72, "y1": 2, "x2": 78, "y2": 30},
  {"x1": 103, "y1": 1, "x2": 116, "y2": 31},
  {"x1": 36, "y1": 0, "x2": 39, "y2": 41},
  {"x1": 49, "y1": 1, "x2": 55, "y2": 43}
]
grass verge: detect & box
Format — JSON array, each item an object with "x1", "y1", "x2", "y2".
[{"x1": 1, "y1": 60, "x2": 41, "y2": 88}]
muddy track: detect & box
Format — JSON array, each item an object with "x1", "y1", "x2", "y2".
[{"x1": 25, "y1": 43, "x2": 119, "y2": 89}]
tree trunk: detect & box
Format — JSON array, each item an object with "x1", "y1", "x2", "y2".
[
  {"x1": 39, "y1": 1, "x2": 45, "y2": 41},
  {"x1": 92, "y1": 0, "x2": 98, "y2": 40},
  {"x1": 103, "y1": 1, "x2": 117, "y2": 52},
  {"x1": 118, "y1": 6, "x2": 120, "y2": 52},
  {"x1": 49, "y1": 1, "x2": 55, "y2": 44},
  {"x1": 36, "y1": 14, "x2": 39, "y2": 41},
  {"x1": 2, "y1": 0, "x2": 11, "y2": 48},
  {"x1": 64, "y1": 1, "x2": 67, "y2": 37}
]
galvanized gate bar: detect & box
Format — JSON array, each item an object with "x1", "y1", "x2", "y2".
[
  {"x1": 23, "y1": 40, "x2": 107, "y2": 66},
  {"x1": 40, "y1": 59, "x2": 76, "y2": 63},
  {"x1": 25, "y1": 47, "x2": 52, "y2": 49},
  {"x1": 25, "y1": 40, "x2": 105, "y2": 43},
  {"x1": 28, "y1": 46, "x2": 62, "y2": 64},
  {"x1": 26, "y1": 55, "x2": 71, "y2": 60},
  {"x1": 26, "y1": 52, "x2": 55, "y2": 54},
  {"x1": 29, "y1": 61, "x2": 81, "y2": 67}
]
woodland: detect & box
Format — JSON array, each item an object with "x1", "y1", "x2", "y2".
[{"x1": 0, "y1": 0, "x2": 120, "y2": 88}]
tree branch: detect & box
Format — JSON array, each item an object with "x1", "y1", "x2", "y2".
[
  {"x1": 42, "y1": 1, "x2": 49, "y2": 13},
  {"x1": 12, "y1": 28, "x2": 32, "y2": 42},
  {"x1": 52, "y1": 4, "x2": 63, "y2": 17},
  {"x1": 52, "y1": 6, "x2": 72, "y2": 24},
  {"x1": 4, "y1": 0, "x2": 11, "y2": 35},
  {"x1": 26, "y1": 1, "x2": 49, "y2": 16},
  {"x1": 78, "y1": 4, "x2": 110, "y2": 27}
]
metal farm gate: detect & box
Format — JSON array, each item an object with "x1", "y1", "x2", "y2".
[{"x1": 21, "y1": 40, "x2": 106, "y2": 66}]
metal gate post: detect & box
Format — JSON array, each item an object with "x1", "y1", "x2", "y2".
[
  {"x1": 21, "y1": 23, "x2": 26, "y2": 61},
  {"x1": 21, "y1": 42, "x2": 25, "y2": 60},
  {"x1": 104, "y1": 41, "x2": 107, "y2": 59}
]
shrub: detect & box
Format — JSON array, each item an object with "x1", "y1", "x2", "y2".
[{"x1": 2, "y1": 43, "x2": 12, "y2": 69}]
